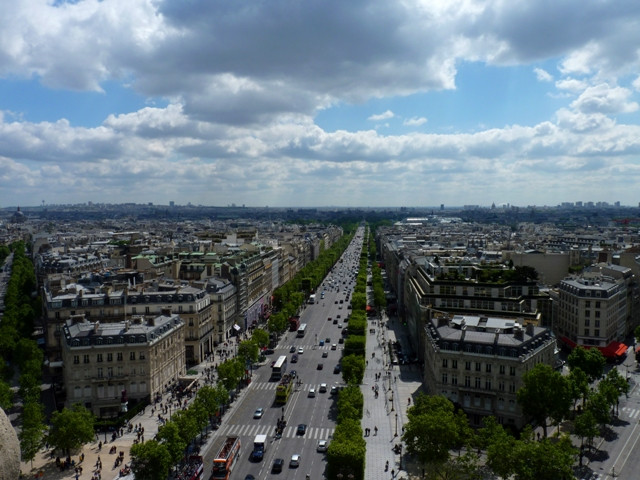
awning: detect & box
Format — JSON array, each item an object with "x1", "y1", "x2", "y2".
[{"x1": 233, "y1": 324, "x2": 241, "y2": 331}]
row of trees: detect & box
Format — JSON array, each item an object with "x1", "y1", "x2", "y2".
[
  {"x1": 403, "y1": 345, "x2": 630, "y2": 479},
  {"x1": 0, "y1": 242, "x2": 48, "y2": 466}
]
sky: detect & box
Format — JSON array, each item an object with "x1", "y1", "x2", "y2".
[{"x1": 1, "y1": 0, "x2": 640, "y2": 209}]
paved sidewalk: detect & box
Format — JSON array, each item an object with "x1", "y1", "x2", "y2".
[{"x1": 362, "y1": 313, "x2": 423, "y2": 480}]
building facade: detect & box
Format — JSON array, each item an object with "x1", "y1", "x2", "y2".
[{"x1": 60, "y1": 311, "x2": 185, "y2": 417}]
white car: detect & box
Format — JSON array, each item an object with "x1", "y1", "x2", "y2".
[
  {"x1": 253, "y1": 407, "x2": 264, "y2": 419},
  {"x1": 319, "y1": 383, "x2": 327, "y2": 393},
  {"x1": 317, "y1": 440, "x2": 328, "y2": 453},
  {"x1": 331, "y1": 344, "x2": 337, "y2": 350},
  {"x1": 290, "y1": 454, "x2": 301, "y2": 468},
  {"x1": 308, "y1": 388, "x2": 316, "y2": 398},
  {"x1": 298, "y1": 347, "x2": 304, "y2": 354}
]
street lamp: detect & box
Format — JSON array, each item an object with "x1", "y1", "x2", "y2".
[
  {"x1": 390, "y1": 391, "x2": 394, "y2": 412},
  {"x1": 395, "y1": 413, "x2": 398, "y2": 437}
]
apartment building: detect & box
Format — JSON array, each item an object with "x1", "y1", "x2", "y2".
[
  {"x1": 60, "y1": 311, "x2": 185, "y2": 418},
  {"x1": 556, "y1": 264, "x2": 635, "y2": 359},
  {"x1": 423, "y1": 310, "x2": 556, "y2": 429}
]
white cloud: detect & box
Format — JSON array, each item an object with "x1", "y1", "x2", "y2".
[
  {"x1": 534, "y1": 68, "x2": 552, "y2": 82},
  {"x1": 570, "y1": 84, "x2": 639, "y2": 115},
  {"x1": 403, "y1": 117, "x2": 428, "y2": 127},
  {"x1": 368, "y1": 110, "x2": 395, "y2": 121},
  {"x1": 555, "y1": 78, "x2": 588, "y2": 92}
]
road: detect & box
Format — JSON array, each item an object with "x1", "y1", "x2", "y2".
[
  {"x1": 580, "y1": 348, "x2": 640, "y2": 480},
  {"x1": 202, "y1": 228, "x2": 365, "y2": 480}
]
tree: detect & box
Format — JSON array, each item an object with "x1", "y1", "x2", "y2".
[
  {"x1": 403, "y1": 394, "x2": 470, "y2": 471},
  {"x1": 19, "y1": 401, "x2": 47, "y2": 465},
  {"x1": 341, "y1": 354, "x2": 365, "y2": 385},
  {"x1": 481, "y1": 417, "x2": 517, "y2": 479},
  {"x1": 516, "y1": 363, "x2": 571, "y2": 438},
  {"x1": 216, "y1": 358, "x2": 245, "y2": 391},
  {"x1": 130, "y1": 440, "x2": 172, "y2": 480},
  {"x1": 47, "y1": 404, "x2": 95, "y2": 455},
  {"x1": 567, "y1": 347, "x2": 606, "y2": 383},
  {"x1": 567, "y1": 367, "x2": 590, "y2": 410},
  {"x1": 574, "y1": 410, "x2": 599, "y2": 450},
  {"x1": 0, "y1": 380, "x2": 13, "y2": 410},
  {"x1": 237, "y1": 339, "x2": 259, "y2": 366},
  {"x1": 156, "y1": 421, "x2": 186, "y2": 468},
  {"x1": 511, "y1": 431, "x2": 576, "y2": 480},
  {"x1": 251, "y1": 328, "x2": 269, "y2": 348}
]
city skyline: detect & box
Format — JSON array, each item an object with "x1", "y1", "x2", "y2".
[{"x1": 1, "y1": 0, "x2": 639, "y2": 208}]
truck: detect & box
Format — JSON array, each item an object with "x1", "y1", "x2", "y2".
[
  {"x1": 289, "y1": 315, "x2": 301, "y2": 332},
  {"x1": 275, "y1": 372, "x2": 294, "y2": 404},
  {"x1": 251, "y1": 434, "x2": 267, "y2": 461},
  {"x1": 211, "y1": 436, "x2": 241, "y2": 480}
]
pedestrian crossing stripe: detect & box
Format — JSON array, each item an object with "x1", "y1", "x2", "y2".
[
  {"x1": 216, "y1": 423, "x2": 334, "y2": 440},
  {"x1": 621, "y1": 407, "x2": 640, "y2": 419}
]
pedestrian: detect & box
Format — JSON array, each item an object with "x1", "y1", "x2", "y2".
[{"x1": 374, "y1": 426, "x2": 378, "y2": 435}]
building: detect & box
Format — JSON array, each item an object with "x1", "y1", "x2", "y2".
[
  {"x1": 556, "y1": 265, "x2": 632, "y2": 359},
  {"x1": 423, "y1": 310, "x2": 556, "y2": 429},
  {"x1": 60, "y1": 311, "x2": 185, "y2": 417}
]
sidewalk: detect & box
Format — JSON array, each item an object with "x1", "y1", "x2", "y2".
[{"x1": 361, "y1": 312, "x2": 423, "y2": 480}]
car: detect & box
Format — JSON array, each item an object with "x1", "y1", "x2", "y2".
[
  {"x1": 290, "y1": 369, "x2": 297, "y2": 378},
  {"x1": 272, "y1": 458, "x2": 284, "y2": 473},
  {"x1": 338, "y1": 306, "x2": 343, "y2": 309},
  {"x1": 333, "y1": 365, "x2": 341, "y2": 374},
  {"x1": 298, "y1": 347, "x2": 304, "y2": 354},
  {"x1": 297, "y1": 424, "x2": 307, "y2": 435},
  {"x1": 317, "y1": 440, "x2": 328, "y2": 452},
  {"x1": 264, "y1": 348, "x2": 275, "y2": 355},
  {"x1": 308, "y1": 388, "x2": 316, "y2": 397},
  {"x1": 326, "y1": 337, "x2": 331, "y2": 343},
  {"x1": 245, "y1": 475, "x2": 256, "y2": 480},
  {"x1": 253, "y1": 407, "x2": 264, "y2": 419},
  {"x1": 322, "y1": 351, "x2": 328, "y2": 358},
  {"x1": 317, "y1": 363, "x2": 324, "y2": 370},
  {"x1": 334, "y1": 300, "x2": 338, "y2": 304},
  {"x1": 338, "y1": 337, "x2": 344, "y2": 344},
  {"x1": 337, "y1": 323, "x2": 343, "y2": 329},
  {"x1": 331, "y1": 343, "x2": 337, "y2": 350},
  {"x1": 291, "y1": 354, "x2": 298, "y2": 363},
  {"x1": 333, "y1": 319, "x2": 338, "y2": 324},
  {"x1": 340, "y1": 299, "x2": 343, "y2": 304},
  {"x1": 327, "y1": 317, "x2": 332, "y2": 321},
  {"x1": 289, "y1": 346, "x2": 296, "y2": 353},
  {"x1": 290, "y1": 454, "x2": 301, "y2": 468},
  {"x1": 336, "y1": 314, "x2": 341, "y2": 318},
  {"x1": 319, "y1": 340, "x2": 324, "y2": 346},
  {"x1": 319, "y1": 383, "x2": 327, "y2": 393},
  {"x1": 330, "y1": 385, "x2": 339, "y2": 395}
]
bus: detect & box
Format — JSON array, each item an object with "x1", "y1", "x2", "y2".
[
  {"x1": 308, "y1": 294, "x2": 316, "y2": 304},
  {"x1": 211, "y1": 436, "x2": 241, "y2": 480},
  {"x1": 297, "y1": 323, "x2": 307, "y2": 338},
  {"x1": 271, "y1": 355, "x2": 287, "y2": 380}
]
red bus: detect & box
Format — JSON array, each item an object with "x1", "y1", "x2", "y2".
[
  {"x1": 211, "y1": 437, "x2": 241, "y2": 480},
  {"x1": 289, "y1": 315, "x2": 301, "y2": 331}
]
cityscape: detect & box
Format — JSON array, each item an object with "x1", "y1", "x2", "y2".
[
  {"x1": 2, "y1": 203, "x2": 640, "y2": 480},
  {"x1": 2, "y1": 1, "x2": 640, "y2": 479}
]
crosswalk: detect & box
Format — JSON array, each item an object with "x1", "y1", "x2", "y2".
[
  {"x1": 620, "y1": 406, "x2": 640, "y2": 420},
  {"x1": 215, "y1": 422, "x2": 334, "y2": 440},
  {"x1": 249, "y1": 381, "x2": 333, "y2": 392}
]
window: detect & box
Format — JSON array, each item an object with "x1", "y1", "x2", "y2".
[
  {"x1": 475, "y1": 377, "x2": 481, "y2": 388},
  {"x1": 585, "y1": 311, "x2": 590, "y2": 318},
  {"x1": 464, "y1": 376, "x2": 471, "y2": 387},
  {"x1": 452, "y1": 360, "x2": 457, "y2": 369},
  {"x1": 465, "y1": 361, "x2": 471, "y2": 371},
  {"x1": 97, "y1": 354, "x2": 103, "y2": 363},
  {"x1": 107, "y1": 367, "x2": 113, "y2": 378},
  {"x1": 145, "y1": 307, "x2": 150, "y2": 314},
  {"x1": 97, "y1": 368, "x2": 103, "y2": 378},
  {"x1": 499, "y1": 365, "x2": 505, "y2": 375},
  {"x1": 486, "y1": 364, "x2": 492, "y2": 373},
  {"x1": 73, "y1": 355, "x2": 80, "y2": 365},
  {"x1": 584, "y1": 329, "x2": 590, "y2": 336},
  {"x1": 130, "y1": 352, "x2": 135, "y2": 361},
  {"x1": 595, "y1": 311, "x2": 600, "y2": 318},
  {"x1": 595, "y1": 329, "x2": 600, "y2": 337},
  {"x1": 584, "y1": 318, "x2": 590, "y2": 326},
  {"x1": 442, "y1": 359, "x2": 448, "y2": 368},
  {"x1": 595, "y1": 320, "x2": 600, "y2": 328},
  {"x1": 509, "y1": 383, "x2": 516, "y2": 393},
  {"x1": 498, "y1": 381, "x2": 505, "y2": 391},
  {"x1": 107, "y1": 353, "x2": 113, "y2": 362},
  {"x1": 117, "y1": 352, "x2": 123, "y2": 361},
  {"x1": 509, "y1": 366, "x2": 516, "y2": 376},
  {"x1": 485, "y1": 380, "x2": 492, "y2": 390},
  {"x1": 139, "y1": 352, "x2": 145, "y2": 360},
  {"x1": 83, "y1": 355, "x2": 90, "y2": 364},
  {"x1": 117, "y1": 366, "x2": 123, "y2": 376},
  {"x1": 451, "y1": 375, "x2": 458, "y2": 386},
  {"x1": 475, "y1": 362, "x2": 481, "y2": 372},
  {"x1": 442, "y1": 373, "x2": 448, "y2": 384}
]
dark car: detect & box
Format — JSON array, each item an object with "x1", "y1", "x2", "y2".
[
  {"x1": 272, "y1": 458, "x2": 284, "y2": 473},
  {"x1": 333, "y1": 364, "x2": 341, "y2": 374},
  {"x1": 289, "y1": 346, "x2": 296, "y2": 353},
  {"x1": 297, "y1": 424, "x2": 307, "y2": 435},
  {"x1": 291, "y1": 354, "x2": 298, "y2": 363},
  {"x1": 317, "y1": 363, "x2": 324, "y2": 370}
]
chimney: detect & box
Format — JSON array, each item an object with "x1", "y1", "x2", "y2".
[
  {"x1": 124, "y1": 320, "x2": 130, "y2": 332},
  {"x1": 93, "y1": 321, "x2": 100, "y2": 334},
  {"x1": 526, "y1": 323, "x2": 535, "y2": 337},
  {"x1": 161, "y1": 307, "x2": 172, "y2": 317},
  {"x1": 147, "y1": 316, "x2": 155, "y2": 326},
  {"x1": 514, "y1": 326, "x2": 524, "y2": 341}
]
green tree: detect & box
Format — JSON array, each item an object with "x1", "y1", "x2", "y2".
[
  {"x1": 512, "y1": 430, "x2": 576, "y2": 480},
  {"x1": 156, "y1": 421, "x2": 186, "y2": 467},
  {"x1": 19, "y1": 401, "x2": 47, "y2": 465},
  {"x1": 516, "y1": 363, "x2": 571, "y2": 438},
  {"x1": 216, "y1": 358, "x2": 245, "y2": 391},
  {"x1": 403, "y1": 394, "x2": 470, "y2": 472},
  {"x1": 172, "y1": 409, "x2": 199, "y2": 446},
  {"x1": 574, "y1": 409, "x2": 599, "y2": 449},
  {"x1": 567, "y1": 347, "x2": 606, "y2": 383},
  {"x1": 0, "y1": 380, "x2": 13, "y2": 410},
  {"x1": 567, "y1": 367, "x2": 590, "y2": 410},
  {"x1": 481, "y1": 417, "x2": 517, "y2": 479},
  {"x1": 251, "y1": 328, "x2": 269, "y2": 348},
  {"x1": 47, "y1": 404, "x2": 95, "y2": 455},
  {"x1": 237, "y1": 339, "x2": 259, "y2": 366},
  {"x1": 130, "y1": 440, "x2": 172, "y2": 480},
  {"x1": 341, "y1": 354, "x2": 365, "y2": 385}
]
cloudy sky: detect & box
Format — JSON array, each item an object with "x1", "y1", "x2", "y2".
[{"x1": 1, "y1": 0, "x2": 640, "y2": 208}]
